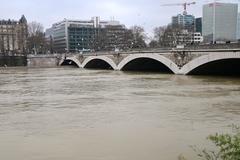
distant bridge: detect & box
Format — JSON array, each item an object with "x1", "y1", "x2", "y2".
[{"x1": 28, "y1": 48, "x2": 240, "y2": 75}]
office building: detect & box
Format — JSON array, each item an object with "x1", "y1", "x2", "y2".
[
  {"x1": 202, "y1": 3, "x2": 238, "y2": 43},
  {"x1": 193, "y1": 32, "x2": 203, "y2": 43},
  {"x1": 47, "y1": 17, "x2": 98, "y2": 52},
  {"x1": 45, "y1": 28, "x2": 53, "y2": 41},
  {"x1": 0, "y1": 15, "x2": 28, "y2": 54},
  {"x1": 172, "y1": 14, "x2": 195, "y2": 31},
  {"x1": 98, "y1": 24, "x2": 132, "y2": 51},
  {"x1": 237, "y1": 13, "x2": 240, "y2": 40},
  {"x1": 195, "y1": 17, "x2": 202, "y2": 34},
  {"x1": 47, "y1": 17, "x2": 131, "y2": 52}
]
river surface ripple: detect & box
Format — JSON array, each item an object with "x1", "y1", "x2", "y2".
[{"x1": 0, "y1": 67, "x2": 240, "y2": 160}]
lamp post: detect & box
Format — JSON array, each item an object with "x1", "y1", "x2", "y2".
[
  {"x1": 79, "y1": 42, "x2": 83, "y2": 56},
  {"x1": 81, "y1": 38, "x2": 84, "y2": 51},
  {"x1": 64, "y1": 48, "x2": 68, "y2": 59},
  {"x1": 33, "y1": 44, "x2": 37, "y2": 55}
]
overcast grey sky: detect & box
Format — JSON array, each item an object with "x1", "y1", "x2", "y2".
[{"x1": 1, "y1": 0, "x2": 239, "y2": 36}]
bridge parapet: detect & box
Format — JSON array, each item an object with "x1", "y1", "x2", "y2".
[{"x1": 58, "y1": 48, "x2": 240, "y2": 75}]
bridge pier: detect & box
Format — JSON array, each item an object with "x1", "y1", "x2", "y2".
[{"x1": 27, "y1": 55, "x2": 62, "y2": 68}]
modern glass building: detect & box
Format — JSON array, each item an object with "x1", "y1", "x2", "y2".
[
  {"x1": 48, "y1": 19, "x2": 97, "y2": 53},
  {"x1": 202, "y1": 3, "x2": 238, "y2": 43},
  {"x1": 195, "y1": 17, "x2": 202, "y2": 34},
  {"x1": 68, "y1": 24, "x2": 99, "y2": 52},
  {"x1": 172, "y1": 14, "x2": 195, "y2": 31},
  {"x1": 52, "y1": 21, "x2": 67, "y2": 52},
  {"x1": 47, "y1": 17, "x2": 130, "y2": 53}
]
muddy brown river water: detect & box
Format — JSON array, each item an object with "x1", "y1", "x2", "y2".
[{"x1": 0, "y1": 67, "x2": 240, "y2": 160}]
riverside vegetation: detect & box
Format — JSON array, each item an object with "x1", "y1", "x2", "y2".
[{"x1": 179, "y1": 125, "x2": 240, "y2": 160}]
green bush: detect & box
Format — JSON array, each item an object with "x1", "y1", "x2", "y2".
[{"x1": 180, "y1": 125, "x2": 240, "y2": 160}]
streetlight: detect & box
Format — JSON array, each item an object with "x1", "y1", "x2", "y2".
[
  {"x1": 81, "y1": 38, "x2": 84, "y2": 51},
  {"x1": 64, "y1": 48, "x2": 68, "y2": 59},
  {"x1": 77, "y1": 43, "x2": 80, "y2": 53}
]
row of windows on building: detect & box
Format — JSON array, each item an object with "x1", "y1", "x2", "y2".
[
  {"x1": 172, "y1": 2, "x2": 239, "y2": 44},
  {"x1": 46, "y1": 17, "x2": 133, "y2": 53},
  {"x1": 0, "y1": 15, "x2": 28, "y2": 54}
]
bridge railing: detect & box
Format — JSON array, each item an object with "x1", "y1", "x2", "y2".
[
  {"x1": 67, "y1": 48, "x2": 240, "y2": 55},
  {"x1": 33, "y1": 48, "x2": 240, "y2": 58}
]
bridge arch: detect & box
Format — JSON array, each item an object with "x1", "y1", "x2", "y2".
[
  {"x1": 82, "y1": 56, "x2": 117, "y2": 70},
  {"x1": 180, "y1": 52, "x2": 240, "y2": 75},
  {"x1": 117, "y1": 54, "x2": 179, "y2": 74},
  {"x1": 60, "y1": 57, "x2": 81, "y2": 68}
]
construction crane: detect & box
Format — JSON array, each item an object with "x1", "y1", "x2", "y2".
[{"x1": 161, "y1": 2, "x2": 196, "y2": 15}]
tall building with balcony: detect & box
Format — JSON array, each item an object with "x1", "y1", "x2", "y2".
[
  {"x1": 0, "y1": 15, "x2": 28, "y2": 54},
  {"x1": 202, "y1": 3, "x2": 238, "y2": 43},
  {"x1": 47, "y1": 17, "x2": 131, "y2": 53}
]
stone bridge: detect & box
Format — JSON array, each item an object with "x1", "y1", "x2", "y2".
[{"x1": 29, "y1": 49, "x2": 240, "y2": 75}]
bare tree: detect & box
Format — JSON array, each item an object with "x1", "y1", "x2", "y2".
[
  {"x1": 154, "y1": 24, "x2": 187, "y2": 47},
  {"x1": 124, "y1": 29, "x2": 135, "y2": 50},
  {"x1": 91, "y1": 29, "x2": 107, "y2": 51},
  {"x1": 27, "y1": 22, "x2": 47, "y2": 54},
  {"x1": 130, "y1": 26, "x2": 147, "y2": 49},
  {"x1": 153, "y1": 26, "x2": 166, "y2": 46},
  {"x1": 28, "y1": 22, "x2": 44, "y2": 37},
  {"x1": 149, "y1": 40, "x2": 158, "y2": 48},
  {"x1": 92, "y1": 27, "x2": 136, "y2": 51},
  {"x1": 161, "y1": 25, "x2": 179, "y2": 47}
]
